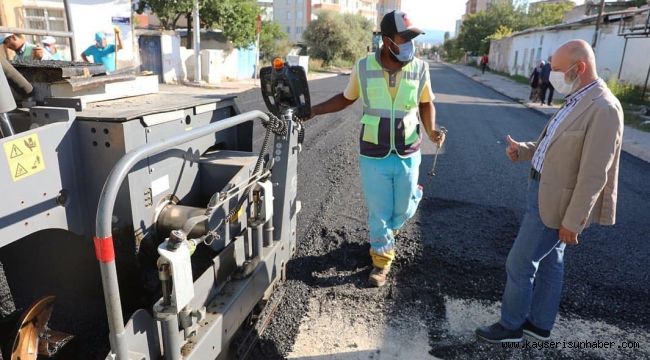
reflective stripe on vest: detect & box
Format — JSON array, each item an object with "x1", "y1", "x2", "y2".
[{"x1": 357, "y1": 54, "x2": 427, "y2": 158}]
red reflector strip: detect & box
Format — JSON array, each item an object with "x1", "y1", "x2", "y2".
[{"x1": 93, "y1": 236, "x2": 115, "y2": 263}]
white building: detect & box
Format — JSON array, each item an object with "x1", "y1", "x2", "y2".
[
  {"x1": 377, "y1": 0, "x2": 402, "y2": 26},
  {"x1": 488, "y1": 8, "x2": 650, "y2": 87}
]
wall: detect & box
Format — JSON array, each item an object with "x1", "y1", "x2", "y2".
[
  {"x1": 489, "y1": 16, "x2": 650, "y2": 86},
  {"x1": 161, "y1": 33, "x2": 183, "y2": 84}
]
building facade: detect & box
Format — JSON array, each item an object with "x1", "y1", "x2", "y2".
[
  {"x1": 488, "y1": 8, "x2": 650, "y2": 87},
  {"x1": 274, "y1": 0, "x2": 312, "y2": 43},
  {"x1": 277, "y1": 0, "x2": 381, "y2": 42},
  {"x1": 378, "y1": 0, "x2": 401, "y2": 25}
]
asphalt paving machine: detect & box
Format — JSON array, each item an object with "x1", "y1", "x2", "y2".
[{"x1": 0, "y1": 55, "x2": 310, "y2": 359}]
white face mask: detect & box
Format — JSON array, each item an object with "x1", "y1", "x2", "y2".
[{"x1": 549, "y1": 63, "x2": 579, "y2": 95}]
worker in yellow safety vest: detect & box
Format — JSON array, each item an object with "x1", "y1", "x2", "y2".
[{"x1": 308, "y1": 10, "x2": 446, "y2": 287}]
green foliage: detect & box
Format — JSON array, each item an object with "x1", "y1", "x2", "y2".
[
  {"x1": 202, "y1": 0, "x2": 259, "y2": 48},
  {"x1": 136, "y1": 0, "x2": 260, "y2": 48},
  {"x1": 136, "y1": 0, "x2": 192, "y2": 30},
  {"x1": 259, "y1": 21, "x2": 290, "y2": 62},
  {"x1": 457, "y1": 3, "x2": 525, "y2": 55},
  {"x1": 456, "y1": 1, "x2": 576, "y2": 55},
  {"x1": 525, "y1": 2, "x2": 575, "y2": 28},
  {"x1": 341, "y1": 13, "x2": 373, "y2": 62},
  {"x1": 487, "y1": 25, "x2": 514, "y2": 41},
  {"x1": 608, "y1": 77, "x2": 647, "y2": 105},
  {"x1": 304, "y1": 10, "x2": 372, "y2": 65},
  {"x1": 442, "y1": 37, "x2": 465, "y2": 62}
]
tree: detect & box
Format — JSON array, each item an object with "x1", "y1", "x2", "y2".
[
  {"x1": 488, "y1": 25, "x2": 514, "y2": 41},
  {"x1": 259, "y1": 21, "x2": 291, "y2": 62},
  {"x1": 303, "y1": 10, "x2": 371, "y2": 65},
  {"x1": 136, "y1": 0, "x2": 260, "y2": 48},
  {"x1": 457, "y1": 3, "x2": 524, "y2": 55},
  {"x1": 341, "y1": 13, "x2": 373, "y2": 63},
  {"x1": 525, "y1": 2, "x2": 575, "y2": 28},
  {"x1": 202, "y1": 0, "x2": 259, "y2": 48},
  {"x1": 444, "y1": 31, "x2": 450, "y2": 43},
  {"x1": 135, "y1": 0, "x2": 192, "y2": 30},
  {"x1": 455, "y1": 1, "x2": 576, "y2": 56}
]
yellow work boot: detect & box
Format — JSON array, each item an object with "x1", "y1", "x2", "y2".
[{"x1": 369, "y1": 266, "x2": 390, "y2": 287}]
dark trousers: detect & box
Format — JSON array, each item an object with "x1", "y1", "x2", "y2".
[
  {"x1": 540, "y1": 82, "x2": 554, "y2": 105},
  {"x1": 481, "y1": 63, "x2": 487, "y2": 74}
]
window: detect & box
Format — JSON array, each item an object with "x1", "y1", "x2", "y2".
[
  {"x1": 297, "y1": 11, "x2": 303, "y2": 19},
  {"x1": 286, "y1": 26, "x2": 292, "y2": 34},
  {"x1": 296, "y1": 26, "x2": 303, "y2": 35},
  {"x1": 23, "y1": 7, "x2": 67, "y2": 45},
  {"x1": 287, "y1": 12, "x2": 292, "y2": 20},
  {"x1": 287, "y1": 0, "x2": 292, "y2": 4}
]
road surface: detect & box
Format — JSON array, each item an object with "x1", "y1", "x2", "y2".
[{"x1": 239, "y1": 63, "x2": 650, "y2": 360}]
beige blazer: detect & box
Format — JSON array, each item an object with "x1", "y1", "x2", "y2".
[{"x1": 517, "y1": 79, "x2": 624, "y2": 233}]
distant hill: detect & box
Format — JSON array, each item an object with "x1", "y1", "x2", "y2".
[{"x1": 416, "y1": 29, "x2": 448, "y2": 46}]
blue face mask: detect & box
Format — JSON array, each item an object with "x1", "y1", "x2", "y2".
[{"x1": 387, "y1": 38, "x2": 415, "y2": 63}]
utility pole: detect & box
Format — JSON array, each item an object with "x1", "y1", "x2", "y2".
[
  {"x1": 255, "y1": 14, "x2": 262, "y2": 80},
  {"x1": 592, "y1": 0, "x2": 606, "y2": 48},
  {"x1": 193, "y1": 0, "x2": 201, "y2": 84}
]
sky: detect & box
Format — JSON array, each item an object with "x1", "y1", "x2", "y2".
[{"x1": 401, "y1": 0, "x2": 587, "y2": 34}]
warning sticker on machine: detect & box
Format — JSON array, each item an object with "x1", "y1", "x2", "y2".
[{"x1": 3, "y1": 134, "x2": 46, "y2": 181}]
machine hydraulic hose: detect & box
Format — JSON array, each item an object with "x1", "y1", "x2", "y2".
[{"x1": 0, "y1": 57, "x2": 34, "y2": 98}]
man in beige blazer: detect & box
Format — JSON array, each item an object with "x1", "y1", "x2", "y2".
[{"x1": 476, "y1": 39, "x2": 624, "y2": 343}]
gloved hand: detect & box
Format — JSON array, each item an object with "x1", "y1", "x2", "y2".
[{"x1": 428, "y1": 129, "x2": 446, "y2": 146}]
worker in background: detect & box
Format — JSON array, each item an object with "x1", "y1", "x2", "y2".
[
  {"x1": 308, "y1": 11, "x2": 445, "y2": 287},
  {"x1": 82, "y1": 28, "x2": 123, "y2": 73},
  {"x1": 480, "y1": 54, "x2": 489, "y2": 74},
  {"x1": 529, "y1": 60, "x2": 544, "y2": 103},
  {"x1": 539, "y1": 58, "x2": 554, "y2": 106},
  {"x1": 0, "y1": 33, "x2": 49, "y2": 60},
  {"x1": 42, "y1": 36, "x2": 62, "y2": 61}
]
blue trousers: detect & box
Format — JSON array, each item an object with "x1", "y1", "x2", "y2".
[
  {"x1": 500, "y1": 179, "x2": 566, "y2": 331},
  {"x1": 359, "y1": 152, "x2": 423, "y2": 267}
]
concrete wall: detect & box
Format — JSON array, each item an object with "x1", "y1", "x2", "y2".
[
  {"x1": 177, "y1": 46, "x2": 257, "y2": 84},
  {"x1": 489, "y1": 17, "x2": 650, "y2": 86},
  {"x1": 160, "y1": 33, "x2": 183, "y2": 84}
]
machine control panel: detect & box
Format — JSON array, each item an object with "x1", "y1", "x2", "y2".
[{"x1": 260, "y1": 59, "x2": 311, "y2": 119}]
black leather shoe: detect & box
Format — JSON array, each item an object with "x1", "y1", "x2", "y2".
[
  {"x1": 523, "y1": 319, "x2": 551, "y2": 341},
  {"x1": 475, "y1": 322, "x2": 523, "y2": 343}
]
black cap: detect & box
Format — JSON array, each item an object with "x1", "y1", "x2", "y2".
[{"x1": 380, "y1": 10, "x2": 424, "y2": 40}]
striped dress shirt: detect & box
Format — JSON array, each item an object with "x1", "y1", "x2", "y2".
[{"x1": 532, "y1": 79, "x2": 600, "y2": 173}]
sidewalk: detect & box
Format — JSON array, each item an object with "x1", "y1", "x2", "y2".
[{"x1": 446, "y1": 63, "x2": 650, "y2": 163}]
